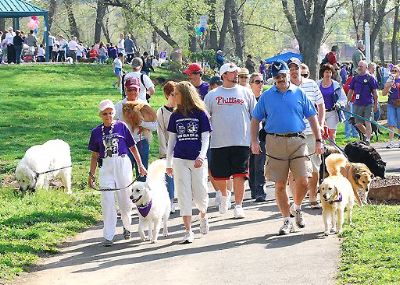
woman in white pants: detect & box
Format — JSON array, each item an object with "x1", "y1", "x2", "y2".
[
  {"x1": 166, "y1": 81, "x2": 211, "y2": 244},
  {"x1": 88, "y1": 99, "x2": 147, "y2": 247}
]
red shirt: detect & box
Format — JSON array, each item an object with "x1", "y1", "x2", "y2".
[
  {"x1": 327, "y1": 51, "x2": 337, "y2": 65},
  {"x1": 89, "y1": 49, "x2": 98, "y2": 59}
]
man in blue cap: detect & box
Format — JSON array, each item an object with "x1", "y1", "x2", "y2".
[{"x1": 250, "y1": 60, "x2": 324, "y2": 235}]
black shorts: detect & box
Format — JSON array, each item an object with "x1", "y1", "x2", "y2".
[{"x1": 210, "y1": 146, "x2": 250, "y2": 180}]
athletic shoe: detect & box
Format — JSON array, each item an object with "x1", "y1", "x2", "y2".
[
  {"x1": 218, "y1": 192, "x2": 232, "y2": 214},
  {"x1": 290, "y1": 205, "x2": 306, "y2": 228},
  {"x1": 386, "y1": 141, "x2": 395, "y2": 149},
  {"x1": 123, "y1": 228, "x2": 131, "y2": 240},
  {"x1": 102, "y1": 239, "x2": 113, "y2": 247},
  {"x1": 278, "y1": 220, "x2": 295, "y2": 235},
  {"x1": 233, "y1": 205, "x2": 245, "y2": 219},
  {"x1": 215, "y1": 190, "x2": 221, "y2": 207},
  {"x1": 181, "y1": 231, "x2": 194, "y2": 244},
  {"x1": 199, "y1": 217, "x2": 209, "y2": 234},
  {"x1": 170, "y1": 201, "x2": 176, "y2": 214},
  {"x1": 255, "y1": 197, "x2": 266, "y2": 203}
]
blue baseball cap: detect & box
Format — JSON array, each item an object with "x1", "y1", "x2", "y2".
[{"x1": 271, "y1": 60, "x2": 289, "y2": 77}]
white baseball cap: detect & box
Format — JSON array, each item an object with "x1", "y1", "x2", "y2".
[
  {"x1": 99, "y1": 99, "x2": 115, "y2": 112},
  {"x1": 219, "y1": 62, "x2": 240, "y2": 76}
]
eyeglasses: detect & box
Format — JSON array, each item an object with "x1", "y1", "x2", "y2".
[
  {"x1": 101, "y1": 112, "x2": 113, "y2": 116},
  {"x1": 301, "y1": 74, "x2": 309, "y2": 78},
  {"x1": 252, "y1": 80, "x2": 263, "y2": 84}
]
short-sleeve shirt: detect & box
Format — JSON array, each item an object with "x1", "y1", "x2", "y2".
[
  {"x1": 253, "y1": 84, "x2": 317, "y2": 134},
  {"x1": 167, "y1": 109, "x2": 212, "y2": 160},
  {"x1": 88, "y1": 121, "x2": 136, "y2": 158},
  {"x1": 196, "y1": 82, "x2": 210, "y2": 100},
  {"x1": 114, "y1": 58, "x2": 122, "y2": 69},
  {"x1": 388, "y1": 78, "x2": 400, "y2": 105},
  {"x1": 349, "y1": 74, "x2": 378, "y2": 106}
]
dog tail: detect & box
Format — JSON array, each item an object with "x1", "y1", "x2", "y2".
[
  {"x1": 325, "y1": 153, "x2": 347, "y2": 176},
  {"x1": 147, "y1": 159, "x2": 167, "y2": 184}
]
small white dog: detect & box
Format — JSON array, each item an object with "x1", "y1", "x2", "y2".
[
  {"x1": 15, "y1": 139, "x2": 72, "y2": 194},
  {"x1": 319, "y1": 153, "x2": 355, "y2": 236},
  {"x1": 130, "y1": 159, "x2": 171, "y2": 243}
]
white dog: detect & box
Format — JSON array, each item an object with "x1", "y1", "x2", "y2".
[
  {"x1": 130, "y1": 159, "x2": 171, "y2": 243},
  {"x1": 319, "y1": 153, "x2": 355, "y2": 236},
  {"x1": 15, "y1": 139, "x2": 72, "y2": 194}
]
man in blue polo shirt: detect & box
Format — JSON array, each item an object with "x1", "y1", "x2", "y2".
[{"x1": 250, "y1": 60, "x2": 324, "y2": 235}]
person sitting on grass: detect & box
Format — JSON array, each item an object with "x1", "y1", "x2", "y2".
[{"x1": 88, "y1": 99, "x2": 147, "y2": 247}]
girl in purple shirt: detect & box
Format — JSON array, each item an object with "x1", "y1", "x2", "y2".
[
  {"x1": 88, "y1": 99, "x2": 147, "y2": 247},
  {"x1": 166, "y1": 81, "x2": 212, "y2": 244}
]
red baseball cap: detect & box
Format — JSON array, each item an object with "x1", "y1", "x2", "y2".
[
  {"x1": 183, "y1": 63, "x2": 202, "y2": 75},
  {"x1": 124, "y1": 77, "x2": 140, "y2": 91}
]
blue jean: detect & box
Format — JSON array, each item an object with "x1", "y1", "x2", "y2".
[
  {"x1": 344, "y1": 103, "x2": 358, "y2": 138},
  {"x1": 165, "y1": 173, "x2": 174, "y2": 200},
  {"x1": 128, "y1": 139, "x2": 149, "y2": 182},
  {"x1": 249, "y1": 141, "x2": 266, "y2": 199}
]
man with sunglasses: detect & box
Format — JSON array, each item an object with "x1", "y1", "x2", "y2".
[
  {"x1": 288, "y1": 57, "x2": 325, "y2": 210},
  {"x1": 250, "y1": 60, "x2": 324, "y2": 235},
  {"x1": 183, "y1": 63, "x2": 209, "y2": 100},
  {"x1": 204, "y1": 62, "x2": 256, "y2": 219}
]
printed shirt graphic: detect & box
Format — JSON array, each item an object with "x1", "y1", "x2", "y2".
[
  {"x1": 167, "y1": 110, "x2": 212, "y2": 160},
  {"x1": 88, "y1": 121, "x2": 136, "y2": 158}
]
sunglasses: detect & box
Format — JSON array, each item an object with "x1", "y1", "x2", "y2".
[
  {"x1": 301, "y1": 74, "x2": 309, "y2": 78},
  {"x1": 239, "y1": 75, "x2": 249, "y2": 79},
  {"x1": 252, "y1": 80, "x2": 263, "y2": 84},
  {"x1": 101, "y1": 112, "x2": 113, "y2": 116}
]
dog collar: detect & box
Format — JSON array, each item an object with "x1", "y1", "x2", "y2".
[
  {"x1": 329, "y1": 193, "x2": 342, "y2": 204},
  {"x1": 137, "y1": 200, "x2": 152, "y2": 217}
]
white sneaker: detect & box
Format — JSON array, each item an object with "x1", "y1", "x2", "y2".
[
  {"x1": 170, "y1": 201, "x2": 176, "y2": 214},
  {"x1": 218, "y1": 192, "x2": 232, "y2": 214},
  {"x1": 215, "y1": 190, "x2": 221, "y2": 207},
  {"x1": 199, "y1": 217, "x2": 209, "y2": 234},
  {"x1": 386, "y1": 141, "x2": 395, "y2": 149},
  {"x1": 181, "y1": 231, "x2": 194, "y2": 244},
  {"x1": 233, "y1": 205, "x2": 245, "y2": 219}
]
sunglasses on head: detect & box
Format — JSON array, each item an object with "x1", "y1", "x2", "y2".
[{"x1": 252, "y1": 80, "x2": 263, "y2": 84}]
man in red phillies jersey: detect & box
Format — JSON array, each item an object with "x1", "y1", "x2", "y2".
[{"x1": 204, "y1": 62, "x2": 256, "y2": 219}]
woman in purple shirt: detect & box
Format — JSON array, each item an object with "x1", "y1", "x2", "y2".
[
  {"x1": 88, "y1": 99, "x2": 147, "y2": 247},
  {"x1": 382, "y1": 65, "x2": 400, "y2": 148},
  {"x1": 318, "y1": 64, "x2": 347, "y2": 143}
]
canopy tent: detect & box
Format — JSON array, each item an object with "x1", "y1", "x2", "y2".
[
  {"x1": 0, "y1": 0, "x2": 50, "y2": 61},
  {"x1": 265, "y1": 52, "x2": 303, "y2": 64}
]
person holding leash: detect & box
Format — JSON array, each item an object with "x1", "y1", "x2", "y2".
[
  {"x1": 166, "y1": 81, "x2": 212, "y2": 244},
  {"x1": 250, "y1": 61, "x2": 324, "y2": 235},
  {"x1": 88, "y1": 99, "x2": 147, "y2": 247}
]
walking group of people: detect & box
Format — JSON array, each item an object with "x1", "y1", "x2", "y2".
[{"x1": 87, "y1": 41, "x2": 400, "y2": 245}]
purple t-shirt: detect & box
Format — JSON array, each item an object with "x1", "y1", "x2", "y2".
[
  {"x1": 88, "y1": 121, "x2": 136, "y2": 158},
  {"x1": 389, "y1": 78, "x2": 400, "y2": 105},
  {"x1": 167, "y1": 109, "x2": 212, "y2": 160},
  {"x1": 349, "y1": 74, "x2": 378, "y2": 106},
  {"x1": 196, "y1": 82, "x2": 210, "y2": 100},
  {"x1": 320, "y1": 83, "x2": 335, "y2": 110}
]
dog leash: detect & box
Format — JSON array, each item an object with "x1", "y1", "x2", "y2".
[
  {"x1": 339, "y1": 106, "x2": 397, "y2": 135},
  {"x1": 31, "y1": 165, "x2": 72, "y2": 189},
  {"x1": 90, "y1": 176, "x2": 139, "y2": 192}
]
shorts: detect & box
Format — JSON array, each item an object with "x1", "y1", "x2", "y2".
[
  {"x1": 387, "y1": 103, "x2": 400, "y2": 128},
  {"x1": 304, "y1": 134, "x2": 322, "y2": 172},
  {"x1": 353, "y1": 104, "x2": 373, "y2": 124},
  {"x1": 114, "y1": 67, "x2": 122, "y2": 76},
  {"x1": 264, "y1": 135, "x2": 312, "y2": 182},
  {"x1": 325, "y1": 110, "x2": 340, "y2": 130},
  {"x1": 210, "y1": 146, "x2": 250, "y2": 180}
]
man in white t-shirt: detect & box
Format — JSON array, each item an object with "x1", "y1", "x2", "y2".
[
  {"x1": 288, "y1": 57, "x2": 325, "y2": 210},
  {"x1": 204, "y1": 62, "x2": 256, "y2": 219},
  {"x1": 123, "y1": 57, "x2": 155, "y2": 101}
]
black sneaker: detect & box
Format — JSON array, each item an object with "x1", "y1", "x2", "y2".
[{"x1": 123, "y1": 228, "x2": 131, "y2": 240}]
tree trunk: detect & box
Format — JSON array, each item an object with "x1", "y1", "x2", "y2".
[
  {"x1": 0, "y1": 18, "x2": 5, "y2": 32},
  {"x1": 365, "y1": 0, "x2": 388, "y2": 61},
  {"x1": 207, "y1": 0, "x2": 218, "y2": 50},
  {"x1": 64, "y1": 0, "x2": 80, "y2": 39},
  {"x1": 230, "y1": 0, "x2": 244, "y2": 60},
  {"x1": 101, "y1": 21, "x2": 111, "y2": 43},
  {"x1": 152, "y1": 30, "x2": 159, "y2": 57},
  {"x1": 219, "y1": 0, "x2": 232, "y2": 50},
  {"x1": 94, "y1": 0, "x2": 107, "y2": 43},
  {"x1": 48, "y1": 0, "x2": 57, "y2": 32},
  {"x1": 186, "y1": 7, "x2": 197, "y2": 53},
  {"x1": 282, "y1": 0, "x2": 328, "y2": 80},
  {"x1": 391, "y1": 1, "x2": 399, "y2": 64},
  {"x1": 379, "y1": 31, "x2": 385, "y2": 64}
]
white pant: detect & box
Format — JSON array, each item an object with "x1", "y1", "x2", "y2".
[
  {"x1": 173, "y1": 158, "x2": 209, "y2": 216},
  {"x1": 99, "y1": 155, "x2": 133, "y2": 240}
]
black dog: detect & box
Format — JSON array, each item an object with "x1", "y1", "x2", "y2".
[
  {"x1": 344, "y1": 141, "x2": 386, "y2": 178},
  {"x1": 348, "y1": 117, "x2": 379, "y2": 141}
]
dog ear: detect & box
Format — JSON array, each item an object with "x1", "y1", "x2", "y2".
[
  {"x1": 354, "y1": 173, "x2": 361, "y2": 180},
  {"x1": 370, "y1": 173, "x2": 374, "y2": 179}
]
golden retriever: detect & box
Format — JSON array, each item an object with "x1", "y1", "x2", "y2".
[
  {"x1": 122, "y1": 101, "x2": 157, "y2": 141},
  {"x1": 319, "y1": 153, "x2": 355, "y2": 236}
]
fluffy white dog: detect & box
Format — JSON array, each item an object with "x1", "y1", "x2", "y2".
[
  {"x1": 15, "y1": 139, "x2": 72, "y2": 193},
  {"x1": 319, "y1": 153, "x2": 355, "y2": 236},
  {"x1": 130, "y1": 159, "x2": 171, "y2": 243}
]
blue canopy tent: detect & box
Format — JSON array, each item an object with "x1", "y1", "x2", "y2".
[
  {"x1": 0, "y1": 0, "x2": 50, "y2": 61},
  {"x1": 265, "y1": 52, "x2": 303, "y2": 64}
]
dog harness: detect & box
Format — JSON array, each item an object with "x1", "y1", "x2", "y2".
[
  {"x1": 137, "y1": 200, "x2": 152, "y2": 217},
  {"x1": 329, "y1": 193, "x2": 342, "y2": 204}
]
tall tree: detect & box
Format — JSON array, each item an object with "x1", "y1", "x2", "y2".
[
  {"x1": 48, "y1": 0, "x2": 57, "y2": 32},
  {"x1": 391, "y1": 0, "x2": 399, "y2": 64},
  {"x1": 207, "y1": 0, "x2": 218, "y2": 50},
  {"x1": 367, "y1": 0, "x2": 389, "y2": 61},
  {"x1": 219, "y1": 0, "x2": 233, "y2": 50},
  {"x1": 281, "y1": 0, "x2": 328, "y2": 79},
  {"x1": 64, "y1": 0, "x2": 80, "y2": 39},
  {"x1": 230, "y1": 0, "x2": 244, "y2": 60},
  {"x1": 94, "y1": 0, "x2": 107, "y2": 43}
]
